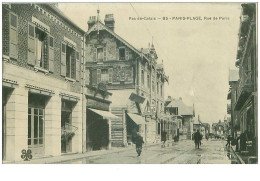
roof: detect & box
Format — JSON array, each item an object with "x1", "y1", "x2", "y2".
[
  {"x1": 166, "y1": 99, "x2": 194, "y2": 116},
  {"x1": 44, "y1": 4, "x2": 85, "y2": 34},
  {"x1": 229, "y1": 69, "x2": 239, "y2": 82},
  {"x1": 86, "y1": 21, "x2": 143, "y2": 57}
]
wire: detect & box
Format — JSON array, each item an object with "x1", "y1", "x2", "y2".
[{"x1": 129, "y1": 3, "x2": 170, "y2": 64}]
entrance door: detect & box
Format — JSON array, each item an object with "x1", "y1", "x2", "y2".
[
  {"x1": 61, "y1": 111, "x2": 72, "y2": 153},
  {"x1": 28, "y1": 107, "x2": 45, "y2": 155}
]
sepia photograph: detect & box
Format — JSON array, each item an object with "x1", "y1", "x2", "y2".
[{"x1": 1, "y1": 1, "x2": 258, "y2": 166}]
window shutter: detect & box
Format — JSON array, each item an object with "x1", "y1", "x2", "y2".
[
  {"x1": 43, "y1": 35, "x2": 48, "y2": 70},
  {"x1": 48, "y1": 36, "x2": 54, "y2": 72},
  {"x1": 85, "y1": 68, "x2": 90, "y2": 85},
  {"x1": 126, "y1": 49, "x2": 129, "y2": 60},
  {"x1": 103, "y1": 47, "x2": 107, "y2": 61},
  {"x1": 91, "y1": 69, "x2": 97, "y2": 85},
  {"x1": 76, "y1": 51, "x2": 80, "y2": 81},
  {"x1": 60, "y1": 42, "x2": 66, "y2": 76},
  {"x1": 28, "y1": 22, "x2": 36, "y2": 65},
  {"x1": 93, "y1": 47, "x2": 97, "y2": 62},
  {"x1": 9, "y1": 13, "x2": 18, "y2": 59},
  {"x1": 71, "y1": 50, "x2": 76, "y2": 79},
  {"x1": 108, "y1": 68, "x2": 113, "y2": 83},
  {"x1": 97, "y1": 69, "x2": 101, "y2": 84},
  {"x1": 116, "y1": 48, "x2": 119, "y2": 60}
]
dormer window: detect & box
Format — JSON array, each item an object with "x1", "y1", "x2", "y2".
[{"x1": 119, "y1": 48, "x2": 125, "y2": 60}]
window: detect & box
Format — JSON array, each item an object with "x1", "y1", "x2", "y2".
[
  {"x1": 119, "y1": 48, "x2": 125, "y2": 60},
  {"x1": 152, "y1": 81, "x2": 155, "y2": 92},
  {"x1": 161, "y1": 85, "x2": 163, "y2": 97},
  {"x1": 157, "y1": 82, "x2": 159, "y2": 94},
  {"x1": 66, "y1": 45, "x2": 76, "y2": 79},
  {"x1": 97, "y1": 47, "x2": 103, "y2": 62},
  {"x1": 147, "y1": 74, "x2": 150, "y2": 88},
  {"x1": 35, "y1": 27, "x2": 48, "y2": 69},
  {"x1": 28, "y1": 107, "x2": 44, "y2": 146},
  {"x1": 157, "y1": 123, "x2": 160, "y2": 134},
  {"x1": 101, "y1": 69, "x2": 109, "y2": 83},
  {"x1": 141, "y1": 70, "x2": 144, "y2": 85}
]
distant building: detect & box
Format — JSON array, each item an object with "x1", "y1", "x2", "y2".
[
  {"x1": 165, "y1": 96, "x2": 195, "y2": 139},
  {"x1": 212, "y1": 120, "x2": 228, "y2": 138}
]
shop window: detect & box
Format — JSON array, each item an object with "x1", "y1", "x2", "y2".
[{"x1": 119, "y1": 48, "x2": 125, "y2": 60}]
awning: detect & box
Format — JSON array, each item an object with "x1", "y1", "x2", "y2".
[
  {"x1": 88, "y1": 108, "x2": 119, "y2": 120},
  {"x1": 127, "y1": 113, "x2": 146, "y2": 125}
]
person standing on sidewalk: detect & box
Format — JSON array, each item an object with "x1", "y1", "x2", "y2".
[
  {"x1": 135, "y1": 133, "x2": 144, "y2": 156},
  {"x1": 226, "y1": 135, "x2": 232, "y2": 147}
]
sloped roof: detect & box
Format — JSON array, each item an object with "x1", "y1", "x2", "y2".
[
  {"x1": 229, "y1": 69, "x2": 239, "y2": 82},
  {"x1": 166, "y1": 99, "x2": 194, "y2": 116},
  {"x1": 86, "y1": 21, "x2": 148, "y2": 59}
]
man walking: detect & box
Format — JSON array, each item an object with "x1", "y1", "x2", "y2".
[
  {"x1": 194, "y1": 129, "x2": 202, "y2": 149},
  {"x1": 226, "y1": 135, "x2": 232, "y2": 147},
  {"x1": 135, "y1": 133, "x2": 144, "y2": 156}
]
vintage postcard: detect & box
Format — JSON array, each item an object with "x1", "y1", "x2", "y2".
[{"x1": 1, "y1": 2, "x2": 258, "y2": 165}]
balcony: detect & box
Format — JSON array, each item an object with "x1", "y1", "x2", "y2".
[{"x1": 234, "y1": 71, "x2": 253, "y2": 110}]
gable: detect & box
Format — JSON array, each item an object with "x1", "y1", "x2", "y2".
[{"x1": 86, "y1": 22, "x2": 149, "y2": 60}]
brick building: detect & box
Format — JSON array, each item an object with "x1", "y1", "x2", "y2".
[
  {"x1": 2, "y1": 3, "x2": 87, "y2": 162},
  {"x1": 84, "y1": 14, "x2": 169, "y2": 146}
]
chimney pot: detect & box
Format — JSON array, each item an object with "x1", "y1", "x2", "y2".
[
  {"x1": 179, "y1": 97, "x2": 182, "y2": 100},
  {"x1": 87, "y1": 16, "x2": 96, "y2": 30},
  {"x1": 104, "y1": 14, "x2": 115, "y2": 31}
]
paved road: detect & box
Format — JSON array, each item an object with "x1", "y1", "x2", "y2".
[{"x1": 60, "y1": 139, "x2": 239, "y2": 164}]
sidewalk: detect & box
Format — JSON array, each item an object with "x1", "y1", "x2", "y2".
[
  {"x1": 5, "y1": 141, "x2": 174, "y2": 164},
  {"x1": 230, "y1": 146, "x2": 258, "y2": 164}
]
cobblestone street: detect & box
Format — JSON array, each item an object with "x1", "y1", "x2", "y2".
[{"x1": 60, "y1": 139, "x2": 239, "y2": 164}]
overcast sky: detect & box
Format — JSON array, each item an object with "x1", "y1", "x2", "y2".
[{"x1": 58, "y1": 3, "x2": 241, "y2": 124}]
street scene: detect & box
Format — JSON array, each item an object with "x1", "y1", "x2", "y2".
[
  {"x1": 60, "y1": 139, "x2": 239, "y2": 164},
  {"x1": 1, "y1": 2, "x2": 257, "y2": 165}
]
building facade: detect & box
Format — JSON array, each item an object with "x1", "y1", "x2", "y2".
[
  {"x1": 232, "y1": 3, "x2": 257, "y2": 156},
  {"x1": 84, "y1": 14, "x2": 169, "y2": 146},
  {"x1": 2, "y1": 3, "x2": 86, "y2": 161}
]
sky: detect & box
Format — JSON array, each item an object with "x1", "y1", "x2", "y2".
[{"x1": 58, "y1": 3, "x2": 241, "y2": 124}]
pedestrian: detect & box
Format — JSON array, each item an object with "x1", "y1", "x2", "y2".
[
  {"x1": 226, "y1": 135, "x2": 232, "y2": 147},
  {"x1": 161, "y1": 131, "x2": 167, "y2": 148},
  {"x1": 194, "y1": 129, "x2": 202, "y2": 149},
  {"x1": 135, "y1": 133, "x2": 144, "y2": 156}
]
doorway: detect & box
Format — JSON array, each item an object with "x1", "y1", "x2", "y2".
[
  {"x1": 61, "y1": 100, "x2": 75, "y2": 153},
  {"x1": 28, "y1": 93, "x2": 47, "y2": 156},
  {"x1": 86, "y1": 109, "x2": 109, "y2": 151}
]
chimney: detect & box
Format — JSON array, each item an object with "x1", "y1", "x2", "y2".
[
  {"x1": 104, "y1": 14, "x2": 115, "y2": 31},
  {"x1": 87, "y1": 16, "x2": 96, "y2": 30},
  {"x1": 219, "y1": 120, "x2": 221, "y2": 123},
  {"x1": 168, "y1": 96, "x2": 171, "y2": 99},
  {"x1": 179, "y1": 97, "x2": 182, "y2": 100}
]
